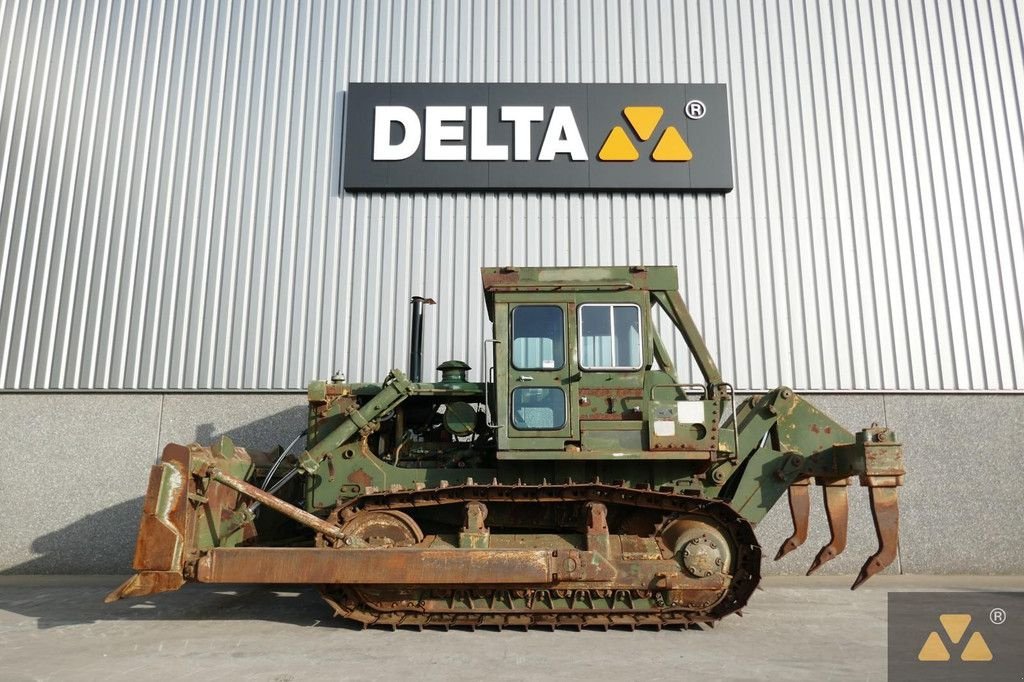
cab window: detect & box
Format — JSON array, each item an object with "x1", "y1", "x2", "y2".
[
  {"x1": 511, "y1": 387, "x2": 566, "y2": 430},
  {"x1": 579, "y1": 303, "x2": 643, "y2": 370},
  {"x1": 511, "y1": 305, "x2": 564, "y2": 370}
]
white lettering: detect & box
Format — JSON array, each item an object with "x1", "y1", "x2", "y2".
[
  {"x1": 538, "y1": 106, "x2": 588, "y2": 161},
  {"x1": 469, "y1": 106, "x2": 508, "y2": 161},
  {"x1": 374, "y1": 105, "x2": 589, "y2": 163},
  {"x1": 372, "y1": 106, "x2": 421, "y2": 161},
  {"x1": 500, "y1": 106, "x2": 545, "y2": 161},
  {"x1": 424, "y1": 106, "x2": 467, "y2": 161}
]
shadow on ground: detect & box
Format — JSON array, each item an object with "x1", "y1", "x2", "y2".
[{"x1": 0, "y1": 580, "x2": 357, "y2": 630}]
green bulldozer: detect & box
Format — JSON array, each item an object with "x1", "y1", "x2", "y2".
[{"x1": 109, "y1": 266, "x2": 904, "y2": 628}]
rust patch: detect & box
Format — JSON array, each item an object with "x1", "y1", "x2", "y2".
[
  {"x1": 580, "y1": 388, "x2": 644, "y2": 398},
  {"x1": 580, "y1": 412, "x2": 642, "y2": 421},
  {"x1": 806, "y1": 484, "x2": 850, "y2": 575},
  {"x1": 105, "y1": 571, "x2": 185, "y2": 603},
  {"x1": 864, "y1": 446, "x2": 906, "y2": 476},
  {"x1": 347, "y1": 468, "x2": 373, "y2": 489},
  {"x1": 852, "y1": 487, "x2": 900, "y2": 589},
  {"x1": 774, "y1": 482, "x2": 810, "y2": 561},
  {"x1": 481, "y1": 269, "x2": 521, "y2": 290},
  {"x1": 197, "y1": 547, "x2": 553, "y2": 585},
  {"x1": 132, "y1": 450, "x2": 189, "y2": 572}
]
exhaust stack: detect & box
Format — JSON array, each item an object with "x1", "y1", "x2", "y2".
[{"x1": 408, "y1": 296, "x2": 435, "y2": 382}]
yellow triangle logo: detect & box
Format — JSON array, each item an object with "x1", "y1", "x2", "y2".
[
  {"x1": 917, "y1": 631, "x2": 950, "y2": 661},
  {"x1": 939, "y1": 614, "x2": 971, "y2": 644},
  {"x1": 651, "y1": 126, "x2": 693, "y2": 161},
  {"x1": 961, "y1": 632, "x2": 993, "y2": 662},
  {"x1": 598, "y1": 126, "x2": 639, "y2": 161},
  {"x1": 623, "y1": 106, "x2": 663, "y2": 141}
]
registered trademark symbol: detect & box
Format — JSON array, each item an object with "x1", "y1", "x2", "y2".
[
  {"x1": 685, "y1": 99, "x2": 706, "y2": 120},
  {"x1": 990, "y1": 607, "x2": 1006, "y2": 625}
]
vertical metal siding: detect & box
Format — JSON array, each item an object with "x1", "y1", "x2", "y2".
[{"x1": 1, "y1": 0, "x2": 1022, "y2": 391}]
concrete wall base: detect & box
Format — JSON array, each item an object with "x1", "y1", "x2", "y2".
[{"x1": 1, "y1": 393, "x2": 1019, "y2": 576}]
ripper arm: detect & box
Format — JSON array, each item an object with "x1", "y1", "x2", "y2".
[{"x1": 717, "y1": 388, "x2": 905, "y2": 589}]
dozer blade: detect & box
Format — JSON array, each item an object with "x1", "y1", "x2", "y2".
[
  {"x1": 852, "y1": 486, "x2": 900, "y2": 590},
  {"x1": 105, "y1": 571, "x2": 185, "y2": 603},
  {"x1": 106, "y1": 444, "x2": 192, "y2": 602},
  {"x1": 774, "y1": 480, "x2": 810, "y2": 560},
  {"x1": 806, "y1": 481, "x2": 849, "y2": 575},
  {"x1": 107, "y1": 439, "x2": 261, "y2": 602}
]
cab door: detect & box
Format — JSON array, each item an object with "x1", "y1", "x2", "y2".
[{"x1": 502, "y1": 303, "x2": 575, "y2": 448}]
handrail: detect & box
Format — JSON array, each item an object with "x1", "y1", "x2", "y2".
[
  {"x1": 483, "y1": 339, "x2": 502, "y2": 428},
  {"x1": 716, "y1": 382, "x2": 741, "y2": 463},
  {"x1": 648, "y1": 382, "x2": 707, "y2": 401}
]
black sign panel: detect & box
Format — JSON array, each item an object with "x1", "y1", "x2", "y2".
[{"x1": 342, "y1": 83, "x2": 732, "y2": 192}]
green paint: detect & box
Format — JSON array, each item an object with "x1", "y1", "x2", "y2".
[{"x1": 156, "y1": 266, "x2": 901, "y2": 553}]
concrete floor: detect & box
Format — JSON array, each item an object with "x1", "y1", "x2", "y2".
[{"x1": 1, "y1": 576, "x2": 1021, "y2": 681}]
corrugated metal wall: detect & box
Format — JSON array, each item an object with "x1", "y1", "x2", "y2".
[{"x1": 1, "y1": 0, "x2": 1023, "y2": 391}]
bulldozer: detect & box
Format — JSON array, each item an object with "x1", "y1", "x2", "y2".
[{"x1": 108, "y1": 266, "x2": 904, "y2": 629}]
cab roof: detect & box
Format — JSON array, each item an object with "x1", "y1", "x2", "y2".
[{"x1": 480, "y1": 266, "x2": 678, "y2": 295}]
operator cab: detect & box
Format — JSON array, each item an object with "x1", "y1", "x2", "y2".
[{"x1": 482, "y1": 266, "x2": 726, "y2": 461}]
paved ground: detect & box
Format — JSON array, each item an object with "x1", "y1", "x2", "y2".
[{"x1": 1, "y1": 576, "x2": 1021, "y2": 681}]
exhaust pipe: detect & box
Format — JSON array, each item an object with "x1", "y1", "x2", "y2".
[{"x1": 408, "y1": 296, "x2": 435, "y2": 382}]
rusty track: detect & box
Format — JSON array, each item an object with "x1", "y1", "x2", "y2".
[
  {"x1": 322, "y1": 587, "x2": 728, "y2": 630},
  {"x1": 316, "y1": 482, "x2": 761, "y2": 629}
]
